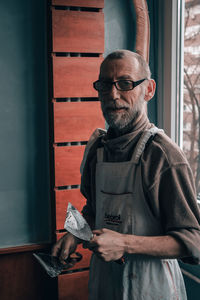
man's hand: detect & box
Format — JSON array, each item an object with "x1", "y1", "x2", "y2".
[
  {"x1": 86, "y1": 229, "x2": 188, "y2": 261},
  {"x1": 51, "y1": 232, "x2": 79, "y2": 264},
  {"x1": 88, "y1": 228, "x2": 125, "y2": 262}
]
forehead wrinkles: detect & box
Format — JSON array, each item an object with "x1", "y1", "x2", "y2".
[{"x1": 99, "y1": 57, "x2": 141, "y2": 79}]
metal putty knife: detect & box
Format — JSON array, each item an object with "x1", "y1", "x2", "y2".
[
  {"x1": 64, "y1": 202, "x2": 93, "y2": 241},
  {"x1": 33, "y1": 252, "x2": 82, "y2": 278}
]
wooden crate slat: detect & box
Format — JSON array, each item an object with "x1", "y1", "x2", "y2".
[
  {"x1": 55, "y1": 189, "x2": 86, "y2": 229},
  {"x1": 56, "y1": 233, "x2": 91, "y2": 271},
  {"x1": 54, "y1": 102, "x2": 104, "y2": 143},
  {"x1": 53, "y1": 57, "x2": 102, "y2": 98},
  {"x1": 54, "y1": 145, "x2": 85, "y2": 187},
  {"x1": 52, "y1": 0, "x2": 104, "y2": 8},
  {"x1": 52, "y1": 10, "x2": 104, "y2": 53},
  {"x1": 58, "y1": 270, "x2": 89, "y2": 300}
]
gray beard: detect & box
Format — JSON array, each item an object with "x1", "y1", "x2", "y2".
[{"x1": 101, "y1": 97, "x2": 145, "y2": 131}]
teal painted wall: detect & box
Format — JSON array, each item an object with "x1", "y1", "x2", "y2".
[
  {"x1": 0, "y1": 0, "x2": 51, "y2": 248},
  {"x1": 104, "y1": 0, "x2": 136, "y2": 56}
]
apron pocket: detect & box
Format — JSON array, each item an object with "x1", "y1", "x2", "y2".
[
  {"x1": 96, "y1": 191, "x2": 133, "y2": 234},
  {"x1": 101, "y1": 190, "x2": 132, "y2": 196}
]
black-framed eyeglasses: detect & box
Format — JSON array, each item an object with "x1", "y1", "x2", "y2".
[{"x1": 93, "y1": 78, "x2": 147, "y2": 92}]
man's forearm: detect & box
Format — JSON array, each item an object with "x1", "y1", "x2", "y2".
[
  {"x1": 123, "y1": 234, "x2": 188, "y2": 259},
  {"x1": 89, "y1": 229, "x2": 188, "y2": 262}
]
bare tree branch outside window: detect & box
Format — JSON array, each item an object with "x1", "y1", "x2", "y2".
[{"x1": 184, "y1": 0, "x2": 200, "y2": 198}]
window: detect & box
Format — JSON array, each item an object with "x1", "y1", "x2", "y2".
[
  {"x1": 183, "y1": 0, "x2": 200, "y2": 203},
  {"x1": 157, "y1": 0, "x2": 200, "y2": 205},
  {"x1": 156, "y1": 0, "x2": 200, "y2": 288}
]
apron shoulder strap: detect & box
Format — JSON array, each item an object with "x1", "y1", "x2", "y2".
[
  {"x1": 97, "y1": 147, "x2": 104, "y2": 162},
  {"x1": 80, "y1": 128, "x2": 106, "y2": 175},
  {"x1": 131, "y1": 127, "x2": 164, "y2": 164}
]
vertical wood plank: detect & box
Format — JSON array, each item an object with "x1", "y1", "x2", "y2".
[{"x1": 50, "y1": 1, "x2": 104, "y2": 299}]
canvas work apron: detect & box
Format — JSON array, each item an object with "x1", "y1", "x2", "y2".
[{"x1": 88, "y1": 127, "x2": 187, "y2": 300}]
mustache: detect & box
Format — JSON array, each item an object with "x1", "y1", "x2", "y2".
[{"x1": 101, "y1": 102, "x2": 129, "y2": 110}]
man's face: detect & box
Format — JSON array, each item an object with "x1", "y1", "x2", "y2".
[{"x1": 98, "y1": 57, "x2": 146, "y2": 131}]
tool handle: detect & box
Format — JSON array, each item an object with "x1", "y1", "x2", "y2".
[
  {"x1": 64, "y1": 252, "x2": 83, "y2": 266},
  {"x1": 115, "y1": 256, "x2": 125, "y2": 265}
]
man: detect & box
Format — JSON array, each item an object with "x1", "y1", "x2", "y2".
[{"x1": 52, "y1": 50, "x2": 200, "y2": 299}]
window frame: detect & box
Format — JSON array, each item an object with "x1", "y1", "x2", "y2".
[{"x1": 156, "y1": 0, "x2": 185, "y2": 147}]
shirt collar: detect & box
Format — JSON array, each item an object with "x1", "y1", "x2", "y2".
[{"x1": 102, "y1": 113, "x2": 151, "y2": 151}]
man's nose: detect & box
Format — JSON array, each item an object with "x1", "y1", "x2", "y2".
[{"x1": 108, "y1": 83, "x2": 120, "y2": 100}]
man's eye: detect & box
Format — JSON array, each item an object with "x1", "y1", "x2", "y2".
[{"x1": 118, "y1": 80, "x2": 132, "y2": 88}]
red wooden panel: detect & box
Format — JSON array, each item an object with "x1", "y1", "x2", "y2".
[
  {"x1": 56, "y1": 233, "x2": 92, "y2": 271},
  {"x1": 58, "y1": 270, "x2": 89, "y2": 300},
  {"x1": 52, "y1": 10, "x2": 104, "y2": 53},
  {"x1": 54, "y1": 102, "x2": 104, "y2": 143},
  {"x1": 55, "y1": 189, "x2": 86, "y2": 229},
  {"x1": 52, "y1": 0, "x2": 104, "y2": 8},
  {"x1": 53, "y1": 57, "x2": 102, "y2": 98},
  {"x1": 0, "y1": 252, "x2": 57, "y2": 300},
  {"x1": 54, "y1": 145, "x2": 85, "y2": 187}
]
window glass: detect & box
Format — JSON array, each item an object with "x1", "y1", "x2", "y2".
[{"x1": 183, "y1": 0, "x2": 200, "y2": 203}]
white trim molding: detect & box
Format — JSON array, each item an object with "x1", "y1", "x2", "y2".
[{"x1": 157, "y1": 0, "x2": 185, "y2": 146}]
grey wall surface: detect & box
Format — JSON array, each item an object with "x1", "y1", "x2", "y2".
[{"x1": 0, "y1": 0, "x2": 51, "y2": 248}]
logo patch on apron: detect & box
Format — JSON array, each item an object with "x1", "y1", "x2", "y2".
[{"x1": 104, "y1": 213, "x2": 122, "y2": 226}]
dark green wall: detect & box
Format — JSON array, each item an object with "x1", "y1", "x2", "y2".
[{"x1": 0, "y1": 0, "x2": 51, "y2": 248}]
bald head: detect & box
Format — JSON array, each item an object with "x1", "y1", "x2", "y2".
[{"x1": 101, "y1": 50, "x2": 151, "y2": 80}]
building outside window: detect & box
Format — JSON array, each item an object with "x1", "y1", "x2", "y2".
[{"x1": 183, "y1": 0, "x2": 200, "y2": 202}]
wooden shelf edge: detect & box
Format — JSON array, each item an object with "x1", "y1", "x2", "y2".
[{"x1": 0, "y1": 242, "x2": 52, "y2": 255}]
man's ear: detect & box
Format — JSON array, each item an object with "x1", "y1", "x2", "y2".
[{"x1": 144, "y1": 79, "x2": 156, "y2": 102}]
